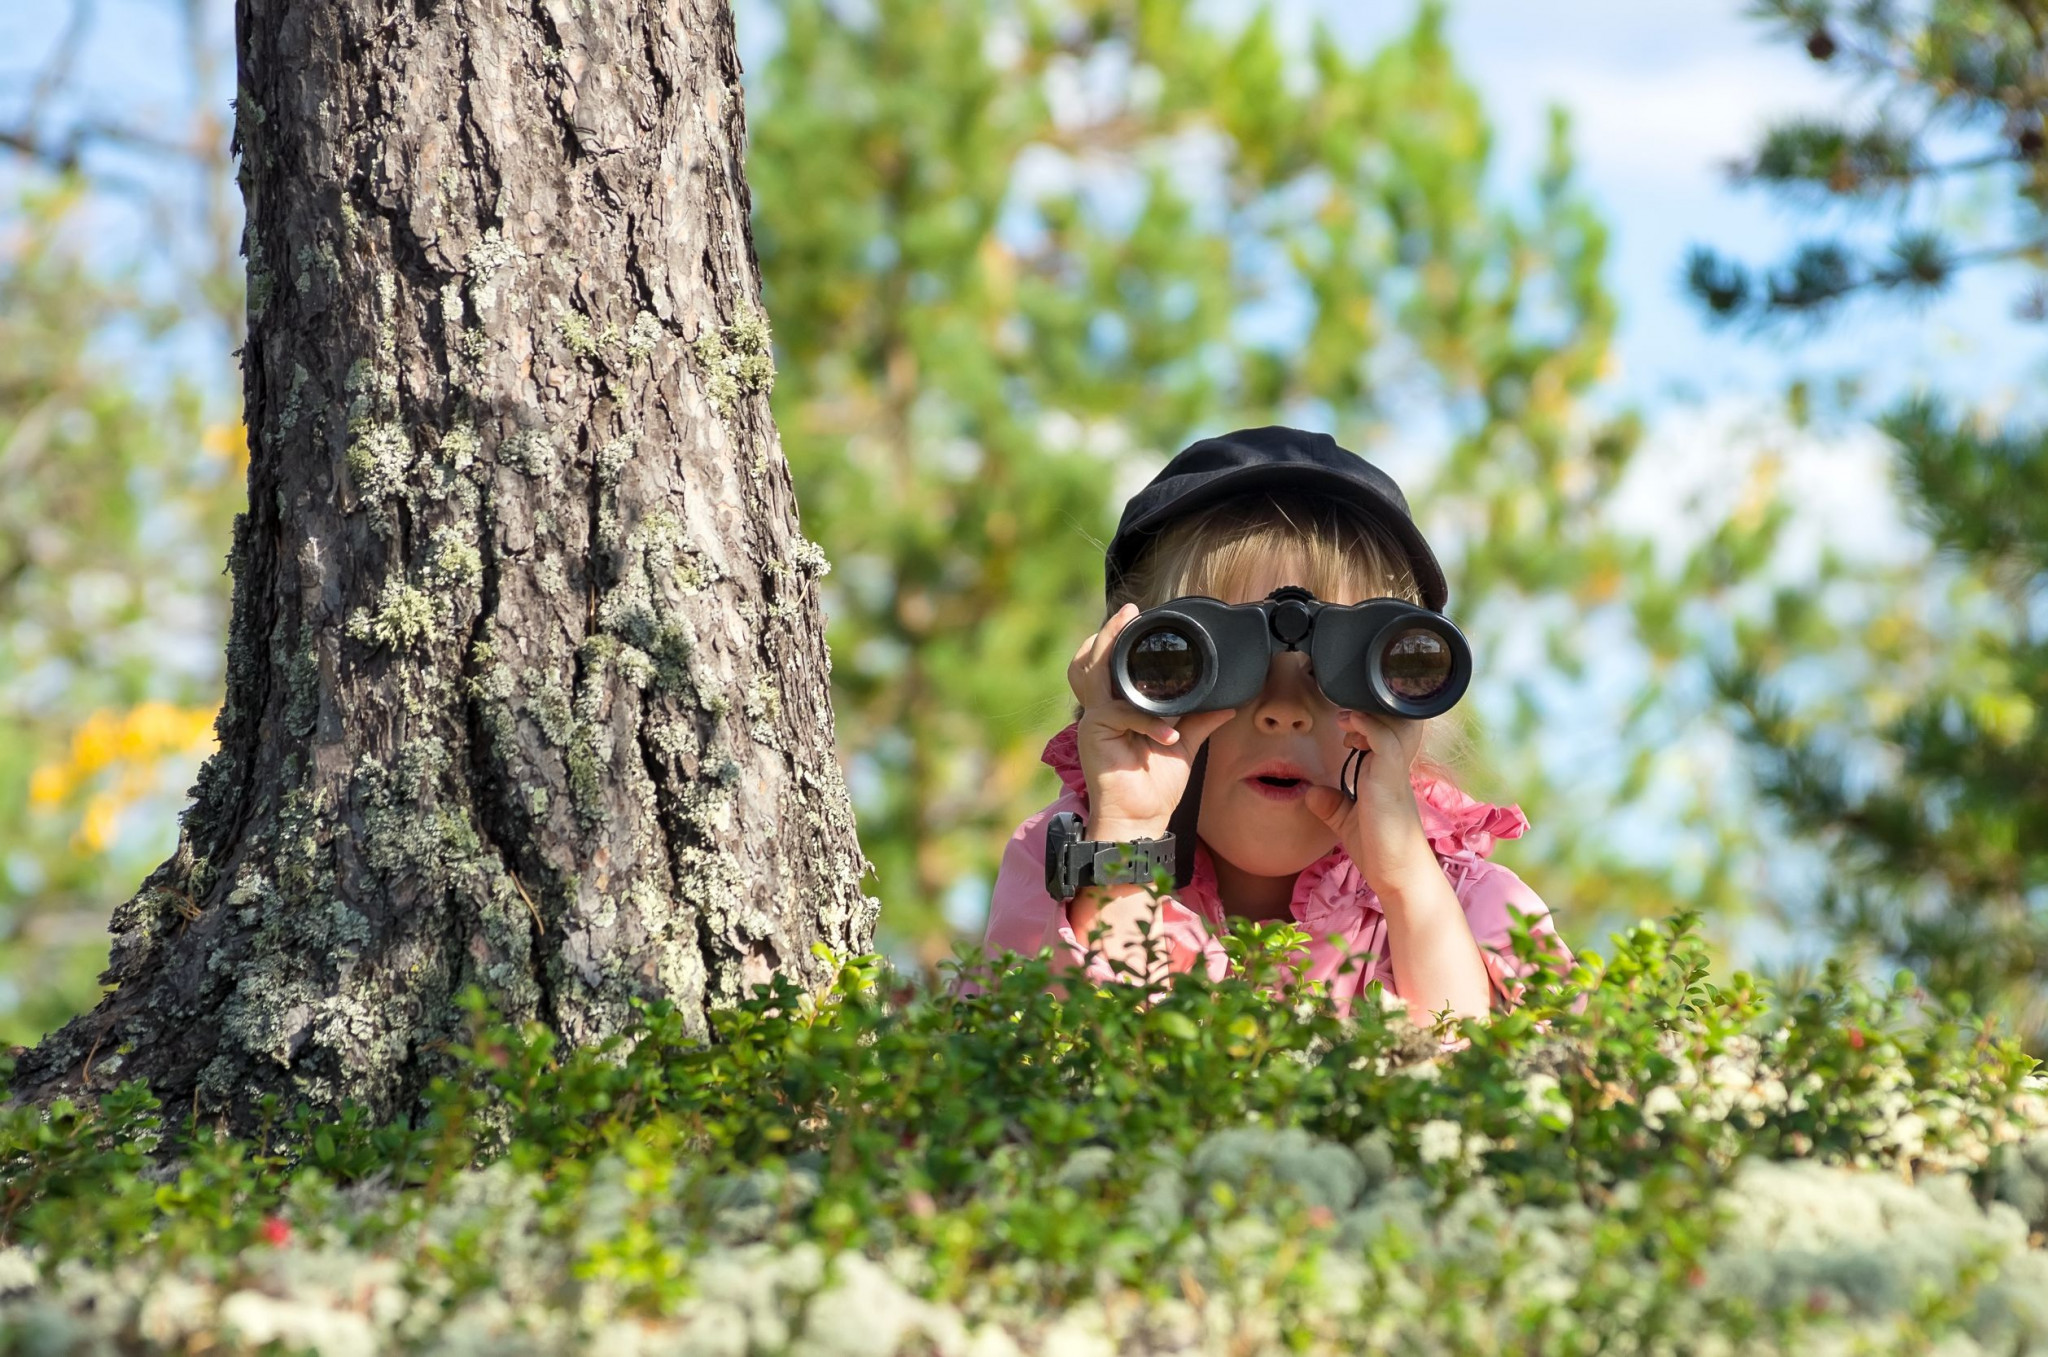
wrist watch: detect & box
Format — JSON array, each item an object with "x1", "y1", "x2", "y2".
[{"x1": 1044, "y1": 812, "x2": 1177, "y2": 902}]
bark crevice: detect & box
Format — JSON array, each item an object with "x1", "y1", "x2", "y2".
[{"x1": 11, "y1": 0, "x2": 873, "y2": 1127}]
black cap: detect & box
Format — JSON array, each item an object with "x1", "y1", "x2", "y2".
[{"x1": 1106, "y1": 426, "x2": 1449, "y2": 611}]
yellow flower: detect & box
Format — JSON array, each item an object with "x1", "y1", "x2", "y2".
[
  {"x1": 28, "y1": 763, "x2": 71, "y2": 808},
  {"x1": 25, "y1": 701, "x2": 219, "y2": 852},
  {"x1": 203, "y1": 422, "x2": 250, "y2": 473}
]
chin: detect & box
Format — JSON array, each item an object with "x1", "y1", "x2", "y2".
[{"x1": 1201, "y1": 802, "x2": 1336, "y2": 876}]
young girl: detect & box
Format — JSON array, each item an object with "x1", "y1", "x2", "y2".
[{"x1": 982, "y1": 426, "x2": 1570, "y2": 1019}]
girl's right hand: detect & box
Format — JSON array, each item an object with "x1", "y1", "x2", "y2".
[{"x1": 1067, "y1": 602, "x2": 1238, "y2": 842}]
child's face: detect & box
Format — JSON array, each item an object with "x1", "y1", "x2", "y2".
[{"x1": 1194, "y1": 554, "x2": 1365, "y2": 879}]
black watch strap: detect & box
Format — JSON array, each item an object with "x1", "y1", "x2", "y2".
[{"x1": 1044, "y1": 811, "x2": 1177, "y2": 902}]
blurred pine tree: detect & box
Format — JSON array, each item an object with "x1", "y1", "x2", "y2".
[
  {"x1": 0, "y1": 184, "x2": 238, "y2": 1045},
  {"x1": 1690, "y1": 2, "x2": 2048, "y2": 1046},
  {"x1": 0, "y1": 0, "x2": 244, "y2": 1045},
  {"x1": 0, "y1": 0, "x2": 1804, "y2": 1032},
  {"x1": 748, "y1": 0, "x2": 1749, "y2": 961}
]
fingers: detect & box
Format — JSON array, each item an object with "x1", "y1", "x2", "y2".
[
  {"x1": 1081, "y1": 697, "x2": 1184, "y2": 749},
  {"x1": 1177, "y1": 706, "x2": 1238, "y2": 751},
  {"x1": 1334, "y1": 707, "x2": 1425, "y2": 767},
  {"x1": 1089, "y1": 602, "x2": 1139, "y2": 670},
  {"x1": 1089, "y1": 702, "x2": 1237, "y2": 756},
  {"x1": 1068, "y1": 603, "x2": 1140, "y2": 708},
  {"x1": 1335, "y1": 707, "x2": 1405, "y2": 747},
  {"x1": 1302, "y1": 782, "x2": 1346, "y2": 825},
  {"x1": 1069, "y1": 606, "x2": 1239, "y2": 754}
]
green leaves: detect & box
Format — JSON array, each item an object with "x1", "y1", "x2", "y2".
[
  {"x1": 1, "y1": 916, "x2": 2042, "y2": 1347},
  {"x1": 1691, "y1": 2, "x2": 2048, "y2": 327},
  {"x1": 1747, "y1": 118, "x2": 1920, "y2": 197},
  {"x1": 0, "y1": 183, "x2": 241, "y2": 1046},
  {"x1": 746, "y1": 0, "x2": 1661, "y2": 945},
  {"x1": 1696, "y1": 2, "x2": 2048, "y2": 1052},
  {"x1": 3, "y1": 912, "x2": 2036, "y2": 1255}
]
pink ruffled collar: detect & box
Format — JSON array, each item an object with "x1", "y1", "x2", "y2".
[{"x1": 1038, "y1": 721, "x2": 1527, "y2": 864}]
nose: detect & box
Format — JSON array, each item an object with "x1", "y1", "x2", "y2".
[{"x1": 1252, "y1": 652, "x2": 1320, "y2": 734}]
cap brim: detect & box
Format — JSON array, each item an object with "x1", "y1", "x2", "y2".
[{"x1": 1112, "y1": 462, "x2": 1449, "y2": 611}]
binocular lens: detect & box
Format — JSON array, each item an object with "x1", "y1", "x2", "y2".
[
  {"x1": 1381, "y1": 627, "x2": 1454, "y2": 700},
  {"x1": 1126, "y1": 626, "x2": 1201, "y2": 704}
]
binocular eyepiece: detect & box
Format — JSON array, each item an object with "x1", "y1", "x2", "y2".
[{"x1": 1109, "y1": 586, "x2": 1471, "y2": 721}]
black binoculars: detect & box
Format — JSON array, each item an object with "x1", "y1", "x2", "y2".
[{"x1": 1110, "y1": 586, "x2": 1471, "y2": 722}]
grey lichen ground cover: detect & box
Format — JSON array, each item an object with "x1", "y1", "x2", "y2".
[{"x1": 5, "y1": 915, "x2": 2048, "y2": 1356}]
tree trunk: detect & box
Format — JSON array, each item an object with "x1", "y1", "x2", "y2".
[{"x1": 10, "y1": 0, "x2": 875, "y2": 1127}]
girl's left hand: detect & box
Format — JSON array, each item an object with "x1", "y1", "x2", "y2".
[{"x1": 1302, "y1": 709, "x2": 1439, "y2": 897}]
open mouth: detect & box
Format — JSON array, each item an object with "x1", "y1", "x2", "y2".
[{"x1": 1244, "y1": 773, "x2": 1311, "y2": 802}]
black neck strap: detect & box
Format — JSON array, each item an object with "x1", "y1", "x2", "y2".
[{"x1": 1165, "y1": 742, "x2": 1206, "y2": 891}]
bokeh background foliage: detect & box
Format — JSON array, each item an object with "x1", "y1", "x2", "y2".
[
  {"x1": 0, "y1": 0, "x2": 2042, "y2": 1048},
  {"x1": 1687, "y1": 0, "x2": 2048, "y2": 1048},
  {"x1": 0, "y1": 183, "x2": 239, "y2": 1047},
  {"x1": 752, "y1": 0, "x2": 1763, "y2": 962}
]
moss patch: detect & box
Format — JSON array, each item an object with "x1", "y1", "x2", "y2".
[
  {"x1": 692, "y1": 305, "x2": 776, "y2": 415},
  {"x1": 347, "y1": 580, "x2": 438, "y2": 652}
]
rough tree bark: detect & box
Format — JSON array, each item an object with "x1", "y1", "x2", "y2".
[{"x1": 11, "y1": 0, "x2": 876, "y2": 1125}]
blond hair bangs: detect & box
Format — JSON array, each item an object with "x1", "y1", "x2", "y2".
[{"x1": 1111, "y1": 492, "x2": 1422, "y2": 613}]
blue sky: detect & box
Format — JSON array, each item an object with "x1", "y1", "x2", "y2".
[
  {"x1": 11, "y1": 0, "x2": 2039, "y2": 414},
  {"x1": 6, "y1": 0, "x2": 2033, "y2": 969},
  {"x1": 1295, "y1": 0, "x2": 2045, "y2": 417}
]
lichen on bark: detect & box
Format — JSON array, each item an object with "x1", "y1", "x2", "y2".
[{"x1": 10, "y1": 0, "x2": 877, "y2": 1129}]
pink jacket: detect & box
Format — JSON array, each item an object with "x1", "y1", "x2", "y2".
[{"x1": 980, "y1": 722, "x2": 1571, "y2": 1015}]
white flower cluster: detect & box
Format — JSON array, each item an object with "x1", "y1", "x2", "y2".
[
  {"x1": 1614, "y1": 1030, "x2": 2048, "y2": 1175},
  {"x1": 1517, "y1": 1071, "x2": 1574, "y2": 1128},
  {"x1": 1413, "y1": 1118, "x2": 1495, "y2": 1172}
]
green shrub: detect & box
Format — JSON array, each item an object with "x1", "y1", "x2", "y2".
[{"x1": 2, "y1": 912, "x2": 2044, "y2": 1354}]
